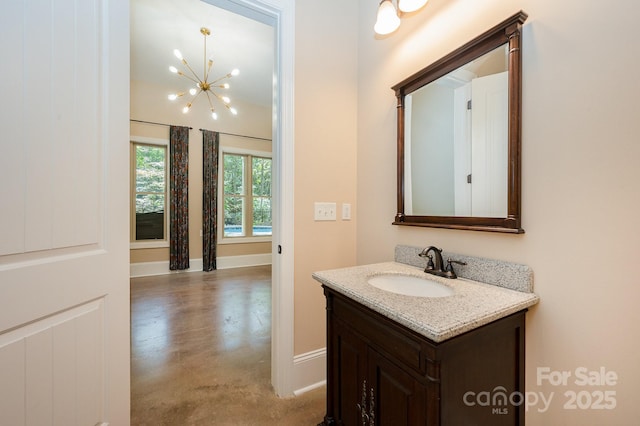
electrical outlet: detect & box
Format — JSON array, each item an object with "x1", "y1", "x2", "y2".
[{"x1": 314, "y1": 202, "x2": 337, "y2": 221}]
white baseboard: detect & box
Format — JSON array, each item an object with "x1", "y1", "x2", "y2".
[
  {"x1": 292, "y1": 348, "x2": 326, "y2": 396},
  {"x1": 130, "y1": 253, "x2": 272, "y2": 278},
  {"x1": 217, "y1": 253, "x2": 272, "y2": 270}
]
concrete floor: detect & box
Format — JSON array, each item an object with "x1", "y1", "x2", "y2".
[{"x1": 131, "y1": 265, "x2": 325, "y2": 425}]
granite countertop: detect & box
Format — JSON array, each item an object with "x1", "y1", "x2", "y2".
[{"x1": 312, "y1": 261, "x2": 539, "y2": 343}]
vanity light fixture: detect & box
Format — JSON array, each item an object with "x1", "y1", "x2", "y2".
[
  {"x1": 374, "y1": 0, "x2": 428, "y2": 35},
  {"x1": 167, "y1": 27, "x2": 239, "y2": 120}
]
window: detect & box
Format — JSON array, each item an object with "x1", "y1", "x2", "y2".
[
  {"x1": 222, "y1": 152, "x2": 272, "y2": 240},
  {"x1": 131, "y1": 142, "x2": 168, "y2": 245}
]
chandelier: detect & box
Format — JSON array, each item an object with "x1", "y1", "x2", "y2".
[{"x1": 168, "y1": 27, "x2": 239, "y2": 120}]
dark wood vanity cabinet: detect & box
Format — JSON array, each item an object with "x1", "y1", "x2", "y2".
[{"x1": 320, "y1": 286, "x2": 526, "y2": 426}]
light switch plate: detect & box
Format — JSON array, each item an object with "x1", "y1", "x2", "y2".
[
  {"x1": 342, "y1": 203, "x2": 351, "y2": 220},
  {"x1": 314, "y1": 202, "x2": 337, "y2": 221}
]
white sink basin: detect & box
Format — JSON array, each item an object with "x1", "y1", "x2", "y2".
[{"x1": 368, "y1": 274, "x2": 455, "y2": 298}]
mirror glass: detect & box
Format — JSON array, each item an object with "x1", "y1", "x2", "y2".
[
  {"x1": 393, "y1": 11, "x2": 527, "y2": 233},
  {"x1": 405, "y1": 44, "x2": 508, "y2": 218}
]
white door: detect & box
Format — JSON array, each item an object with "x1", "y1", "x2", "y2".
[
  {"x1": 453, "y1": 82, "x2": 472, "y2": 216},
  {"x1": 0, "y1": 1, "x2": 130, "y2": 425},
  {"x1": 471, "y1": 71, "x2": 509, "y2": 217}
]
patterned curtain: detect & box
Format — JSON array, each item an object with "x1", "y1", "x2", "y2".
[
  {"x1": 202, "y1": 130, "x2": 219, "y2": 271},
  {"x1": 169, "y1": 125, "x2": 190, "y2": 270}
]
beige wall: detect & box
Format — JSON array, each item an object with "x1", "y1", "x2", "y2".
[
  {"x1": 130, "y1": 79, "x2": 272, "y2": 264},
  {"x1": 353, "y1": 0, "x2": 640, "y2": 424},
  {"x1": 293, "y1": 1, "x2": 359, "y2": 354}
]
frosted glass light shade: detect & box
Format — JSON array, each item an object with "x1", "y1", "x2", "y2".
[
  {"x1": 374, "y1": 0, "x2": 400, "y2": 35},
  {"x1": 398, "y1": 0, "x2": 428, "y2": 13}
]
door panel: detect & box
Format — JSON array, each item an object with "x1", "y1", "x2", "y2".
[
  {"x1": 471, "y1": 71, "x2": 509, "y2": 217},
  {"x1": 369, "y1": 349, "x2": 427, "y2": 426},
  {"x1": 0, "y1": 0, "x2": 130, "y2": 424},
  {"x1": 334, "y1": 320, "x2": 367, "y2": 425}
]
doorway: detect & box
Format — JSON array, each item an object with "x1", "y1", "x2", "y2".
[{"x1": 130, "y1": 0, "x2": 296, "y2": 396}]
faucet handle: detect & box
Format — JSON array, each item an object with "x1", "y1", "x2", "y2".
[
  {"x1": 418, "y1": 250, "x2": 435, "y2": 270},
  {"x1": 444, "y1": 259, "x2": 467, "y2": 278},
  {"x1": 425, "y1": 254, "x2": 434, "y2": 270}
]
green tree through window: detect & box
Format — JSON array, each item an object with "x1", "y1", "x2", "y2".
[
  {"x1": 252, "y1": 157, "x2": 272, "y2": 235},
  {"x1": 133, "y1": 144, "x2": 166, "y2": 240},
  {"x1": 223, "y1": 153, "x2": 272, "y2": 238}
]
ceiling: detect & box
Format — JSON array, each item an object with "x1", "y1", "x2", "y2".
[{"x1": 130, "y1": 0, "x2": 274, "y2": 109}]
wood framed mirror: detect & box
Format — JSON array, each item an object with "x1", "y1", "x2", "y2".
[{"x1": 392, "y1": 11, "x2": 527, "y2": 233}]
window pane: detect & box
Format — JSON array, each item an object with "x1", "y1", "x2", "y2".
[
  {"x1": 224, "y1": 154, "x2": 244, "y2": 195},
  {"x1": 224, "y1": 196, "x2": 244, "y2": 236},
  {"x1": 253, "y1": 197, "x2": 272, "y2": 235},
  {"x1": 135, "y1": 194, "x2": 164, "y2": 240},
  {"x1": 136, "y1": 145, "x2": 165, "y2": 193},
  {"x1": 252, "y1": 157, "x2": 272, "y2": 197}
]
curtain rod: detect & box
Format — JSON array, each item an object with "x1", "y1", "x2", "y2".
[
  {"x1": 129, "y1": 119, "x2": 271, "y2": 141},
  {"x1": 130, "y1": 119, "x2": 193, "y2": 130},
  {"x1": 198, "y1": 128, "x2": 271, "y2": 142}
]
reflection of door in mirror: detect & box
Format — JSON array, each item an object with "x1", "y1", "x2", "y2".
[
  {"x1": 405, "y1": 44, "x2": 508, "y2": 217},
  {"x1": 454, "y1": 71, "x2": 508, "y2": 217},
  {"x1": 470, "y1": 71, "x2": 508, "y2": 217}
]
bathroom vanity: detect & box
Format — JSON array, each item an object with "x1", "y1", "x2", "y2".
[{"x1": 313, "y1": 259, "x2": 539, "y2": 426}]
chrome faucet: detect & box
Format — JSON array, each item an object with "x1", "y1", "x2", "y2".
[{"x1": 418, "y1": 246, "x2": 467, "y2": 279}]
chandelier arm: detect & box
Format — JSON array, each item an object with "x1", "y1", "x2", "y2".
[
  {"x1": 204, "y1": 90, "x2": 216, "y2": 111},
  {"x1": 210, "y1": 74, "x2": 232, "y2": 85},
  {"x1": 176, "y1": 72, "x2": 200, "y2": 84},
  {"x1": 211, "y1": 91, "x2": 232, "y2": 108},
  {"x1": 180, "y1": 59, "x2": 204, "y2": 84},
  {"x1": 190, "y1": 89, "x2": 204, "y2": 103}
]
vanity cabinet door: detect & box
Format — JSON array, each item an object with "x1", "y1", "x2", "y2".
[
  {"x1": 330, "y1": 319, "x2": 368, "y2": 425},
  {"x1": 323, "y1": 287, "x2": 430, "y2": 426},
  {"x1": 329, "y1": 321, "x2": 428, "y2": 426},
  {"x1": 368, "y1": 347, "x2": 427, "y2": 426}
]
